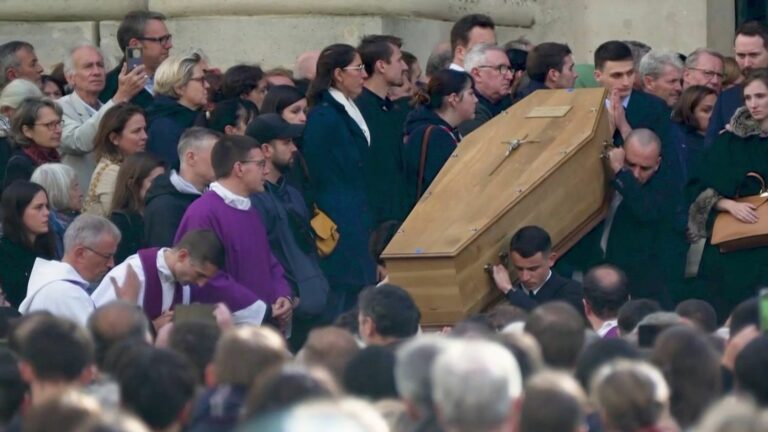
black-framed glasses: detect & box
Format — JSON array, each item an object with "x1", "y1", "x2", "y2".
[
  {"x1": 34, "y1": 120, "x2": 64, "y2": 130},
  {"x1": 478, "y1": 64, "x2": 513, "y2": 74},
  {"x1": 139, "y1": 34, "x2": 173, "y2": 45},
  {"x1": 84, "y1": 246, "x2": 115, "y2": 261},
  {"x1": 343, "y1": 64, "x2": 365, "y2": 72},
  {"x1": 188, "y1": 75, "x2": 208, "y2": 85},
  {"x1": 688, "y1": 67, "x2": 724, "y2": 81},
  {"x1": 240, "y1": 159, "x2": 267, "y2": 169}
]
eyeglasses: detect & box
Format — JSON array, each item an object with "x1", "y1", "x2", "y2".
[
  {"x1": 34, "y1": 120, "x2": 64, "y2": 131},
  {"x1": 688, "y1": 67, "x2": 724, "y2": 81},
  {"x1": 343, "y1": 64, "x2": 365, "y2": 72},
  {"x1": 188, "y1": 75, "x2": 208, "y2": 85},
  {"x1": 240, "y1": 159, "x2": 267, "y2": 169},
  {"x1": 478, "y1": 64, "x2": 513, "y2": 75},
  {"x1": 84, "y1": 246, "x2": 115, "y2": 261},
  {"x1": 139, "y1": 34, "x2": 173, "y2": 45}
]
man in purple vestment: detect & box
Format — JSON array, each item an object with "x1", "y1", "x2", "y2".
[{"x1": 175, "y1": 135, "x2": 294, "y2": 326}]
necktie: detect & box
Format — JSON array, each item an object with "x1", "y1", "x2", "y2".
[{"x1": 528, "y1": 289, "x2": 535, "y2": 299}]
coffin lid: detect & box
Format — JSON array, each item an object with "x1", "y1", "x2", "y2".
[{"x1": 382, "y1": 87, "x2": 609, "y2": 258}]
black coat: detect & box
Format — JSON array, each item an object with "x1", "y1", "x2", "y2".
[
  {"x1": 98, "y1": 63, "x2": 154, "y2": 109},
  {"x1": 504, "y1": 271, "x2": 583, "y2": 313},
  {"x1": 144, "y1": 172, "x2": 201, "y2": 248},
  {"x1": 458, "y1": 92, "x2": 510, "y2": 136},
  {"x1": 3, "y1": 149, "x2": 36, "y2": 190},
  {"x1": 110, "y1": 211, "x2": 144, "y2": 265},
  {"x1": 403, "y1": 106, "x2": 461, "y2": 207},
  {"x1": 0, "y1": 237, "x2": 39, "y2": 308},
  {"x1": 146, "y1": 95, "x2": 203, "y2": 168}
]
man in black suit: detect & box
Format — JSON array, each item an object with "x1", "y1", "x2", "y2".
[{"x1": 492, "y1": 225, "x2": 583, "y2": 312}]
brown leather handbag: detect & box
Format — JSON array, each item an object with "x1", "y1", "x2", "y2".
[{"x1": 711, "y1": 172, "x2": 768, "y2": 252}]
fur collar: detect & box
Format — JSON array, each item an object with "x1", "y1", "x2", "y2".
[
  {"x1": 728, "y1": 106, "x2": 765, "y2": 137},
  {"x1": 688, "y1": 188, "x2": 721, "y2": 241}
]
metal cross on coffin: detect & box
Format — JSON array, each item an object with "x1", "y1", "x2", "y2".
[{"x1": 488, "y1": 133, "x2": 540, "y2": 176}]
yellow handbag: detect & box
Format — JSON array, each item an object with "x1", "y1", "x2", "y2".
[
  {"x1": 711, "y1": 172, "x2": 768, "y2": 252},
  {"x1": 310, "y1": 205, "x2": 339, "y2": 257}
]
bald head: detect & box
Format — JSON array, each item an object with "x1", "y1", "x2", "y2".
[
  {"x1": 583, "y1": 265, "x2": 630, "y2": 320},
  {"x1": 295, "y1": 51, "x2": 320, "y2": 80},
  {"x1": 88, "y1": 301, "x2": 151, "y2": 367},
  {"x1": 623, "y1": 128, "x2": 661, "y2": 184},
  {"x1": 297, "y1": 327, "x2": 360, "y2": 383}
]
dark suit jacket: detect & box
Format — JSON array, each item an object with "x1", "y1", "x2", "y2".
[
  {"x1": 98, "y1": 63, "x2": 154, "y2": 109},
  {"x1": 705, "y1": 84, "x2": 742, "y2": 147},
  {"x1": 504, "y1": 271, "x2": 583, "y2": 313}
]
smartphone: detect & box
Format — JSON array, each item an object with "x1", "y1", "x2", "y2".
[
  {"x1": 760, "y1": 288, "x2": 768, "y2": 332},
  {"x1": 126, "y1": 47, "x2": 143, "y2": 71},
  {"x1": 173, "y1": 303, "x2": 216, "y2": 325}
]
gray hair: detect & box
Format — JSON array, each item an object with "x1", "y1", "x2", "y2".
[
  {"x1": 394, "y1": 336, "x2": 453, "y2": 410},
  {"x1": 591, "y1": 360, "x2": 670, "y2": 432},
  {"x1": 464, "y1": 43, "x2": 506, "y2": 72},
  {"x1": 177, "y1": 127, "x2": 221, "y2": 161},
  {"x1": 639, "y1": 50, "x2": 684, "y2": 79},
  {"x1": 10, "y1": 97, "x2": 62, "y2": 148},
  {"x1": 685, "y1": 48, "x2": 724, "y2": 69},
  {"x1": 622, "y1": 40, "x2": 652, "y2": 68},
  {"x1": 31, "y1": 163, "x2": 78, "y2": 210},
  {"x1": 432, "y1": 339, "x2": 522, "y2": 432},
  {"x1": 63, "y1": 214, "x2": 121, "y2": 254},
  {"x1": 0, "y1": 78, "x2": 43, "y2": 110},
  {"x1": 63, "y1": 43, "x2": 105, "y2": 78},
  {"x1": 0, "y1": 41, "x2": 34, "y2": 89},
  {"x1": 696, "y1": 396, "x2": 768, "y2": 432},
  {"x1": 154, "y1": 49, "x2": 208, "y2": 98},
  {"x1": 425, "y1": 47, "x2": 453, "y2": 78},
  {"x1": 503, "y1": 36, "x2": 533, "y2": 52}
]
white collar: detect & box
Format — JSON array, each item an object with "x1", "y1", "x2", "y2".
[
  {"x1": 448, "y1": 62, "x2": 465, "y2": 72},
  {"x1": 328, "y1": 87, "x2": 371, "y2": 145},
  {"x1": 521, "y1": 270, "x2": 552, "y2": 296},
  {"x1": 170, "y1": 170, "x2": 204, "y2": 195},
  {"x1": 73, "y1": 91, "x2": 102, "y2": 115},
  {"x1": 210, "y1": 181, "x2": 251, "y2": 210},
  {"x1": 597, "y1": 319, "x2": 619, "y2": 337},
  {"x1": 156, "y1": 248, "x2": 175, "y2": 284}
]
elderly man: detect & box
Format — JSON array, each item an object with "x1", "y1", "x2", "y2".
[
  {"x1": 19, "y1": 214, "x2": 138, "y2": 326},
  {"x1": 0, "y1": 41, "x2": 44, "y2": 89},
  {"x1": 294, "y1": 51, "x2": 319, "y2": 81},
  {"x1": 448, "y1": 14, "x2": 496, "y2": 71},
  {"x1": 683, "y1": 48, "x2": 725, "y2": 93},
  {"x1": 459, "y1": 43, "x2": 513, "y2": 135},
  {"x1": 639, "y1": 50, "x2": 684, "y2": 107},
  {"x1": 58, "y1": 44, "x2": 147, "y2": 190},
  {"x1": 100, "y1": 10, "x2": 173, "y2": 108}
]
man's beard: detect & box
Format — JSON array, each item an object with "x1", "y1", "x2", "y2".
[{"x1": 274, "y1": 159, "x2": 293, "y2": 174}]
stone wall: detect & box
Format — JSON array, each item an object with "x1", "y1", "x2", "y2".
[{"x1": 0, "y1": 0, "x2": 735, "y2": 73}]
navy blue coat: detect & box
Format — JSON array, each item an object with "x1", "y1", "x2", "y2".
[
  {"x1": 146, "y1": 95, "x2": 202, "y2": 168},
  {"x1": 302, "y1": 90, "x2": 377, "y2": 288},
  {"x1": 706, "y1": 84, "x2": 742, "y2": 147}
]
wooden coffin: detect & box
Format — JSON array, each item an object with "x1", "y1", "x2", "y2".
[{"x1": 382, "y1": 88, "x2": 612, "y2": 325}]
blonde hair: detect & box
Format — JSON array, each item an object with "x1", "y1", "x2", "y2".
[
  {"x1": 153, "y1": 49, "x2": 207, "y2": 98},
  {"x1": 30, "y1": 163, "x2": 78, "y2": 210}
]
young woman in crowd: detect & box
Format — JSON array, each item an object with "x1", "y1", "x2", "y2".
[
  {"x1": 403, "y1": 69, "x2": 477, "y2": 206},
  {"x1": 220, "y1": 64, "x2": 268, "y2": 112},
  {"x1": 41, "y1": 75, "x2": 66, "y2": 100},
  {"x1": 3, "y1": 98, "x2": 62, "y2": 190},
  {"x1": 302, "y1": 43, "x2": 377, "y2": 320},
  {"x1": 0, "y1": 180, "x2": 57, "y2": 307},
  {"x1": 262, "y1": 85, "x2": 311, "y2": 202},
  {"x1": 0, "y1": 79, "x2": 44, "y2": 191},
  {"x1": 671, "y1": 85, "x2": 717, "y2": 178},
  {"x1": 206, "y1": 98, "x2": 256, "y2": 135},
  {"x1": 109, "y1": 152, "x2": 165, "y2": 264},
  {"x1": 688, "y1": 69, "x2": 768, "y2": 319},
  {"x1": 146, "y1": 49, "x2": 210, "y2": 167},
  {"x1": 30, "y1": 163, "x2": 83, "y2": 256},
  {"x1": 84, "y1": 103, "x2": 147, "y2": 217}
]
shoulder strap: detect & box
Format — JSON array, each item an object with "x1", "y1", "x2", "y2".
[
  {"x1": 736, "y1": 171, "x2": 768, "y2": 198},
  {"x1": 416, "y1": 125, "x2": 436, "y2": 199}
]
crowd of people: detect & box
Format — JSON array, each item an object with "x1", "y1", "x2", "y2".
[{"x1": 0, "y1": 8, "x2": 767, "y2": 432}]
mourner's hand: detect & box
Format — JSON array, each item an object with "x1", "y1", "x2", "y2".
[
  {"x1": 609, "y1": 89, "x2": 631, "y2": 138},
  {"x1": 272, "y1": 296, "x2": 293, "y2": 324},
  {"x1": 114, "y1": 63, "x2": 148, "y2": 103},
  {"x1": 111, "y1": 264, "x2": 141, "y2": 303},
  {"x1": 607, "y1": 147, "x2": 626, "y2": 174},
  {"x1": 213, "y1": 303, "x2": 234, "y2": 330},
  {"x1": 726, "y1": 201, "x2": 759, "y2": 224},
  {"x1": 492, "y1": 264, "x2": 513, "y2": 294},
  {"x1": 722, "y1": 324, "x2": 760, "y2": 370},
  {"x1": 152, "y1": 311, "x2": 174, "y2": 333}
]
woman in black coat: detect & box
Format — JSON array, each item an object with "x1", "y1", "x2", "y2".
[{"x1": 302, "y1": 44, "x2": 376, "y2": 320}]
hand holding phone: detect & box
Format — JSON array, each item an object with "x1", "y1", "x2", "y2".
[{"x1": 126, "y1": 47, "x2": 143, "y2": 71}]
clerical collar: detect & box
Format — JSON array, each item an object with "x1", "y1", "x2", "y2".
[
  {"x1": 210, "y1": 182, "x2": 251, "y2": 210},
  {"x1": 520, "y1": 270, "x2": 552, "y2": 296}
]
